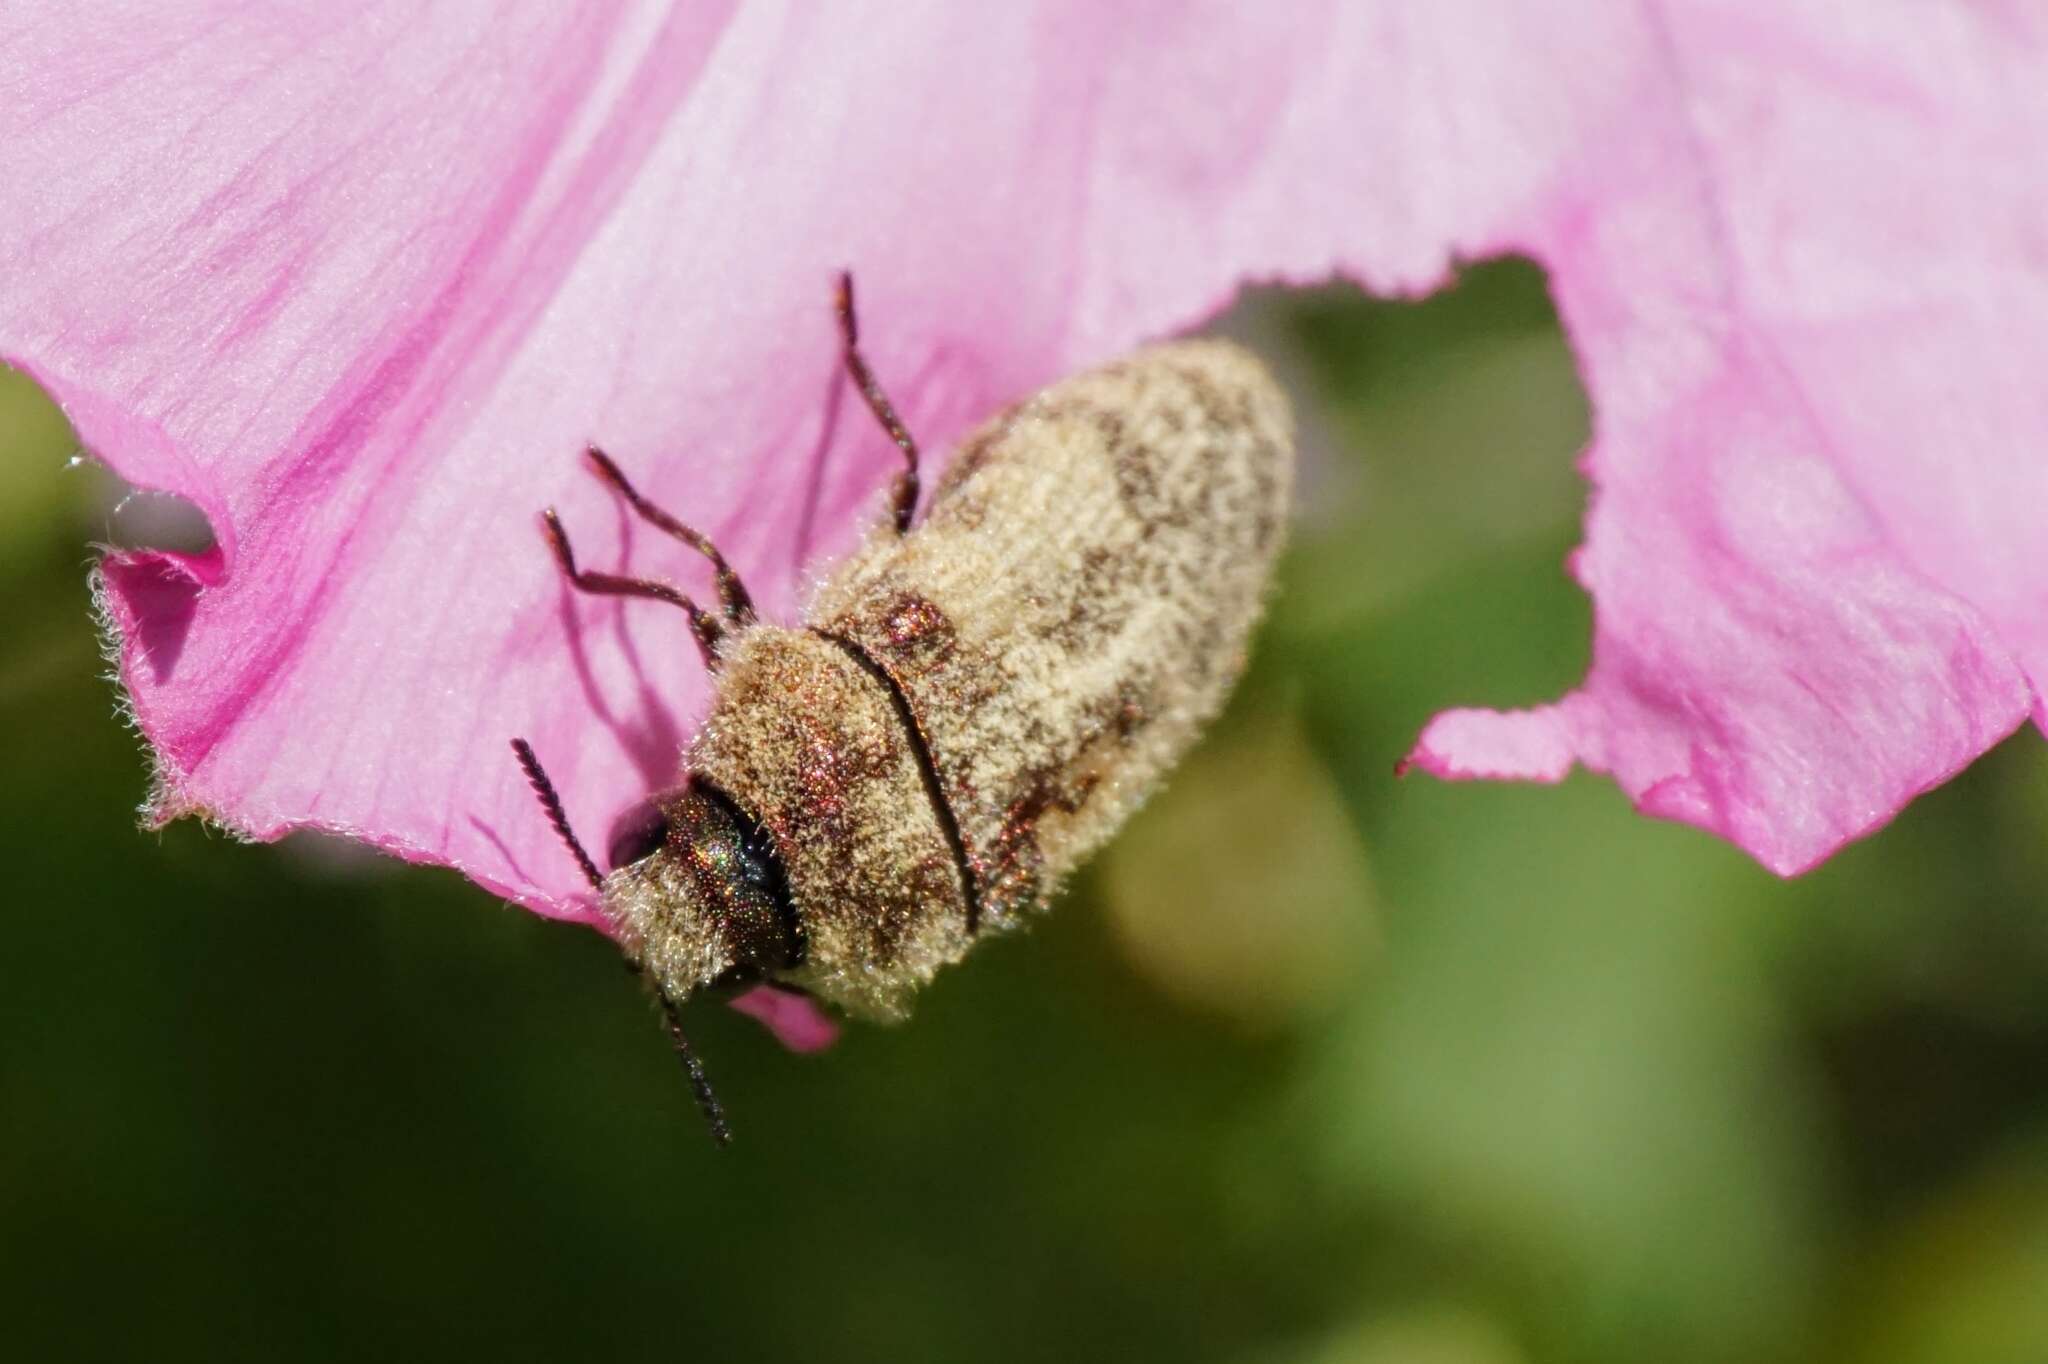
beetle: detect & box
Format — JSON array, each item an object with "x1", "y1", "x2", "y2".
[{"x1": 514, "y1": 273, "x2": 1294, "y2": 1142}]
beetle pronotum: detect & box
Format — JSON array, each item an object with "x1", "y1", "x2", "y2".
[{"x1": 514, "y1": 273, "x2": 1295, "y2": 1143}]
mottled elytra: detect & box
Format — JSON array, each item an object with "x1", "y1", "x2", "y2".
[{"x1": 513, "y1": 272, "x2": 1295, "y2": 1143}]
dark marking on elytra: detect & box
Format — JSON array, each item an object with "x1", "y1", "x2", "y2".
[
  {"x1": 1053, "y1": 546, "x2": 1140, "y2": 653},
  {"x1": 1248, "y1": 434, "x2": 1285, "y2": 552},
  {"x1": 880, "y1": 591, "x2": 958, "y2": 671},
  {"x1": 1097, "y1": 410, "x2": 1169, "y2": 519},
  {"x1": 1111, "y1": 681, "x2": 1151, "y2": 741},
  {"x1": 980, "y1": 757, "x2": 1108, "y2": 923},
  {"x1": 1173, "y1": 362, "x2": 1255, "y2": 435},
  {"x1": 782, "y1": 700, "x2": 899, "y2": 828},
  {"x1": 811, "y1": 628, "x2": 985, "y2": 935},
  {"x1": 981, "y1": 789, "x2": 1051, "y2": 921},
  {"x1": 978, "y1": 677, "x2": 1153, "y2": 918},
  {"x1": 1087, "y1": 406, "x2": 1127, "y2": 448},
  {"x1": 937, "y1": 417, "x2": 1013, "y2": 495}
]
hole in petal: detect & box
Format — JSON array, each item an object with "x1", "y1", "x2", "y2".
[
  {"x1": 89, "y1": 465, "x2": 219, "y2": 558},
  {"x1": 276, "y1": 829, "x2": 403, "y2": 879},
  {"x1": 1228, "y1": 259, "x2": 1593, "y2": 694},
  {"x1": 59, "y1": 436, "x2": 227, "y2": 688}
]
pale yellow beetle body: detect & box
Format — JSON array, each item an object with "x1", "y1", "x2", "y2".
[
  {"x1": 604, "y1": 339, "x2": 1294, "y2": 1021},
  {"x1": 514, "y1": 283, "x2": 1295, "y2": 1139}
]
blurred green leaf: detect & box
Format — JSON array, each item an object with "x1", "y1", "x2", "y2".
[
  {"x1": 1103, "y1": 701, "x2": 1377, "y2": 1034},
  {"x1": 1834, "y1": 1134, "x2": 2048, "y2": 1364}
]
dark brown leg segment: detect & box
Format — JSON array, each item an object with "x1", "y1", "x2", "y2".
[
  {"x1": 835, "y1": 270, "x2": 921, "y2": 534},
  {"x1": 582, "y1": 445, "x2": 755, "y2": 626},
  {"x1": 542, "y1": 508, "x2": 723, "y2": 669}
]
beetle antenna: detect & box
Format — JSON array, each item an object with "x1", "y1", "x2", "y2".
[
  {"x1": 659, "y1": 989, "x2": 733, "y2": 1147},
  {"x1": 515, "y1": 741, "x2": 732, "y2": 1147},
  {"x1": 510, "y1": 737, "x2": 604, "y2": 892}
]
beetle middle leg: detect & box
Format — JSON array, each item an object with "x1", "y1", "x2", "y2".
[
  {"x1": 834, "y1": 270, "x2": 921, "y2": 534},
  {"x1": 541, "y1": 507, "x2": 724, "y2": 669},
  {"x1": 581, "y1": 445, "x2": 755, "y2": 628}
]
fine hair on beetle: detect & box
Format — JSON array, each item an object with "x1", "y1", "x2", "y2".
[{"x1": 513, "y1": 271, "x2": 1295, "y2": 1145}]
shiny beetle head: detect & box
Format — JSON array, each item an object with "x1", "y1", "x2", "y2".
[{"x1": 603, "y1": 781, "x2": 800, "y2": 1002}]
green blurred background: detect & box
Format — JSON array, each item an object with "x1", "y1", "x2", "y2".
[{"x1": 6, "y1": 263, "x2": 2048, "y2": 1363}]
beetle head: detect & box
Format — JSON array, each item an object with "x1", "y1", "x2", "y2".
[{"x1": 603, "y1": 781, "x2": 798, "y2": 1001}]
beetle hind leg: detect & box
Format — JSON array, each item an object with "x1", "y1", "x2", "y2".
[{"x1": 835, "y1": 270, "x2": 921, "y2": 534}]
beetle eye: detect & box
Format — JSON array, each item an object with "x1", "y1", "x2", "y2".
[{"x1": 606, "y1": 802, "x2": 670, "y2": 870}]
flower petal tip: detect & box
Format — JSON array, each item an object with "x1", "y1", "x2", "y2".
[
  {"x1": 1405, "y1": 706, "x2": 1578, "y2": 785},
  {"x1": 727, "y1": 987, "x2": 841, "y2": 1054}
]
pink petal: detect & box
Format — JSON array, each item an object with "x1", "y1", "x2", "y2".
[
  {"x1": 1407, "y1": 4, "x2": 2046, "y2": 873},
  {"x1": 0, "y1": 0, "x2": 2040, "y2": 974},
  {"x1": 726, "y1": 987, "x2": 841, "y2": 1055}
]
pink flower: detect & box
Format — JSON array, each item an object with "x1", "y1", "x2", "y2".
[
  {"x1": 3, "y1": 2, "x2": 2042, "y2": 1031},
  {"x1": 1398, "y1": 6, "x2": 2048, "y2": 873}
]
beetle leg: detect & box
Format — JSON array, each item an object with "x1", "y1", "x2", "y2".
[
  {"x1": 581, "y1": 445, "x2": 754, "y2": 628},
  {"x1": 541, "y1": 508, "x2": 722, "y2": 670},
  {"x1": 834, "y1": 270, "x2": 921, "y2": 534}
]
